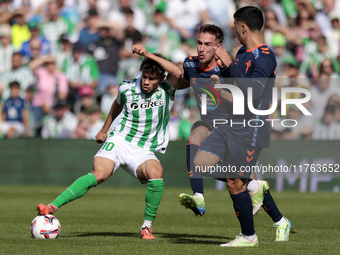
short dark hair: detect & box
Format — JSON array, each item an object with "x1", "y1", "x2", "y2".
[
  {"x1": 140, "y1": 53, "x2": 167, "y2": 76},
  {"x1": 199, "y1": 24, "x2": 224, "y2": 43},
  {"x1": 9, "y1": 81, "x2": 20, "y2": 89},
  {"x1": 234, "y1": 6, "x2": 264, "y2": 32}
]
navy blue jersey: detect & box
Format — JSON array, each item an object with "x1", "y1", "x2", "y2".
[
  {"x1": 222, "y1": 44, "x2": 277, "y2": 148},
  {"x1": 183, "y1": 56, "x2": 231, "y2": 125},
  {"x1": 4, "y1": 97, "x2": 26, "y2": 122}
]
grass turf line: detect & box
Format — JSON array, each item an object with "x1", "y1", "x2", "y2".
[{"x1": 0, "y1": 186, "x2": 339, "y2": 255}]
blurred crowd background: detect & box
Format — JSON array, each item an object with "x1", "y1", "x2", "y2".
[{"x1": 0, "y1": 0, "x2": 340, "y2": 141}]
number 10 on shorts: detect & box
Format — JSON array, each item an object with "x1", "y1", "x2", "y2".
[{"x1": 102, "y1": 142, "x2": 115, "y2": 151}]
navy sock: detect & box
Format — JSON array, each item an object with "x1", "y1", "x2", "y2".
[
  {"x1": 230, "y1": 190, "x2": 255, "y2": 236},
  {"x1": 186, "y1": 144, "x2": 203, "y2": 194},
  {"x1": 262, "y1": 190, "x2": 283, "y2": 222}
]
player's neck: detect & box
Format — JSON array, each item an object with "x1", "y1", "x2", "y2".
[
  {"x1": 200, "y1": 60, "x2": 216, "y2": 71},
  {"x1": 245, "y1": 35, "x2": 264, "y2": 52}
]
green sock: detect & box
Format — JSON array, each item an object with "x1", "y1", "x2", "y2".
[
  {"x1": 144, "y1": 179, "x2": 164, "y2": 221},
  {"x1": 51, "y1": 173, "x2": 97, "y2": 208}
]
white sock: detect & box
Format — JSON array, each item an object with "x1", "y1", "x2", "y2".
[
  {"x1": 141, "y1": 220, "x2": 153, "y2": 230},
  {"x1": 274, "y1": 217, "x2": 287, "y2": 226},
  {"x1": 242, "y1": 233, "x2": 257, "y2": 241},
  {"x1": 247, "y1": 180, "x2": 259, "y2": 193},
  {"x1": 194, "y1": 192, "x2": 204, "y2": 202}
]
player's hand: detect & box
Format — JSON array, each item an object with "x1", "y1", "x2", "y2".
[
  {"x1": 132, "y1": 45, "x2": 149, "y2": 57},
  {"x1": 95, "y1": 130, "x2": 107, "y2": 145},
  {"x1": 215, "y1": 48, "x2": 233, "y2": 68},
  {"x1": 210, "y1": 74, "x2": 222, "y2": 94}
]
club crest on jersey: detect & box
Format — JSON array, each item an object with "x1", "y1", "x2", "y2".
[
  {"x1": 130, "y1": 98, "x2": 164, "y2": 110},
  {"x1": 198, "y1": 93, "x2": 219, "y2": 111}
]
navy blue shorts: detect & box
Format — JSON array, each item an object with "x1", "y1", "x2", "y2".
[{"x1": 198, "y1": 126, "x2": 261, "y2": 179}]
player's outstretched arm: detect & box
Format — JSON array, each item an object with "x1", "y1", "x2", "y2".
[
  {"x1": 95, "y1": 99, "x2": 123, "y2": 144},
  {"x1": 132, "y1": 44, "x2": 182, "y2": 88}
]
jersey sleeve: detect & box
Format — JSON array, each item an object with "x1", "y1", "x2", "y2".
[
  {"x1": 161, "y1": 80, "x2": 176, "y2": 100},
  {"x1": 183, "y1": 57, "x2": 191, "y2": 81},
  {"x1": 228, "y1": 51, "x2": 277, "y2": 100},
  {"x1": 116, "y1": 81, "x2": 130, "y2": 106}
]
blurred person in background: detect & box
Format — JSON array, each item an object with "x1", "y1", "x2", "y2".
[
  {"x1": 271, "y1": 33, "x2": 295, "y2": 75},
  {"x1": 40, "y1": 1, "x2": 76, "y2": 55},
  {"x1": 143, "y1": 9, "x2": 180, "y2": 60},
  {"x1": 87, "y1": 20, "x2": 123, "y2": 95},
  {"x1": 117, "y1": 8, "x2": 143, "y2": 81},
  {"x1": 100, "y1": 83, "x2": 123, "y2": 129},
  {"x1": 41, "y1": 99, "x2": 78, "y2": 139},
  {"x1": 138, "y1": 0, "x2": 167, "y2": 23},
  {"x1": 0, "y1": 81, "x2": 29, "y2": 138},
  {"x1": 0, "y1": 24, "x2": 13, "y2": 74},
  {"x1": 71, "y1": 119, "x2": 89, "y2": 139},
  {"x1": 10, "y1": 9, "x2": 30, "y2": 50},
  {"x1": 85, "y1": 104, "x2": 104, "y2": 140},
  {"x1": 29, "y1": 54, "x2": 68, "y2": 136},
  {"x1": 0, "y1": 52, "x2": 35, "y2": 101},
  {"x1": 62, "y1": 42, "x2": 99, "y2": 107},
  {"x1": 165, "y1": 0, "x2": 209, "y2": 41},
  {"x1": 108, "y1": 0, "x2": 146, "y2": 33},
  {"x1": 78, "y1": 9, "x2": 100, "y2": 50},
  {"x1": 74, "y1": 85, "x2": 96, "y2": 118},
  {"x1": 312, "y1": 104, "x2": 340, "y2": 139},
  {"x1": 20, "y1": 20, "x2": 51, "y2": 60},
  {"x1": 300, "y1": 35, "x2": 340, "y2": 76},
  {"x1": 310, "y1": 72, "x2": 340, "y2": 119},
  {"x1": 311, "y1": 58, "x2": 340, "y2": 78},
  {"x1": 55, "y1": 33, "x2": 72, "y2": 69}
]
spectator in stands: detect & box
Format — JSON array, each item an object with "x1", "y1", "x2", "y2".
[
  {"x1": 100, "y1": 84, "x2": 123, "y2": 128},
  {"x1": 300, "y1": 35, "x2": 340, "y2": 76},
  {"x1": 85, "y1": 104, "x2": 104, "y2": 140},
  {"x1": 41, "y1": 99, "x2": 78, "y2": 139},
  {"x1": 312, "y1": 104, "x2": 340, "y2": 140},
  {"x1": 310, "y1": 72, "x2": 340, "y2": 119},
  {"x1": 40, "y1": 1, "x2": 76, "y2": 55},
  {"x1": 118, "y1": 8, "x2": 143, "y2": 81},
  {"x1": 87, "y1": 21, "x2": 123, "y2": 95},
  {"x1": 271, "y1": 33, "x2": 296, "y2": 75},
  {"x1": 10, "y1": 9, "x2": 30, "y2": 50},
  {"x1": 311, "y1": 58, "x2": 340, "y2": 78},
  {"x1": 165, "y1": 0, "x2": 209, "y2": 40},
  {"x1": 71, "y1": 119, "x2": 89, "y2": 139},
  {"x1": 74, "y1": 85, "x2": 96, "y2": 117},
  {"x1": 0, "y1": 24, "x2": 13, "y2": 74},
  {"x1": 0, "y1": 81, "x2": 29, "y2": 138},
  {"x1": 29, "y1": 55, "x2": 68, "y2": 135},
  {"x1": 78, "y1": 9, "x2": 100, "y2": 49},
  {"x1": 55, "y1": 33, "x2": 72, "y2": 69},
  {"x1": 62, "y1": 42, "x2": 99, "y2": 106},
  {"x1": 0, "y1": 52, "x2": 35, "y2": 101},
  {"x1": 108, "y1": 0, "x2": 147, "y2": 33},
  {"x1": 20, "y1": 20, "x2": 51, "y2": 60}
]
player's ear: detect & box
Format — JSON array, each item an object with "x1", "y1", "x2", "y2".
[{"x1": 217, "y1": 43, "x2": 222, "y2": 48}]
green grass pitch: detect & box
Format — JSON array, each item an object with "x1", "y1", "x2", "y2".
[{"x1": 1, "y1": 185, "x2": 339, "y2": 255}]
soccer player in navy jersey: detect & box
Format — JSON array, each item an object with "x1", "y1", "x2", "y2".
[
  {"x1": 178, "y1": 24, "x2": 268, "y2": 216},
  {"x1": 194, "y1": 6, "x2": 292, "y2": 246}
]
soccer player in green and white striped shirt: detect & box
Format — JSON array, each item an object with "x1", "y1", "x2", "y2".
[{"x1": 36, "y1": 44, "x2": 182, "y2": 240}]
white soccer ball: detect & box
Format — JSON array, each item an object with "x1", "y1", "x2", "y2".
[{"x1": 30, "y1": 215, "x2": 61, "y2": 239}]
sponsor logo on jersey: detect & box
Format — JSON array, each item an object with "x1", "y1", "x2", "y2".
[{"x1": 130, "y1": 98, "x2": 164, "y2": 110}]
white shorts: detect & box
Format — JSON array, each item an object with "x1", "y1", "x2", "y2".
[
  {"x1": 94, "y1": 135, "x2": 159, "y2": 183},
  {"x1": 1, "y1": 121, "x2": 25, "y2": 136}
]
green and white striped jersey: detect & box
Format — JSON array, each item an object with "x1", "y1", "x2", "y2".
[
  {"x1": 0, "y1": 66, "x2": 35, "y2": 101},
  {"x1": 112, "y1": 76, "x2": 176, "y2": 153}
]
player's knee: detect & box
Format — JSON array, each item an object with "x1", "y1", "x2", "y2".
[
  {"x1": 92, "y1": 168, "x2": 111, "y2": 185},
  {"x1": 193, "y1": 156, "x2": 204, "y2": 170},
  {"x1": 149, "y1": 168, "x2": 163, "y2": 179}
]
